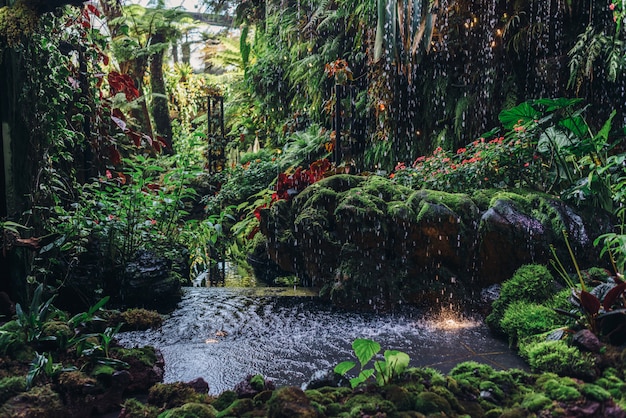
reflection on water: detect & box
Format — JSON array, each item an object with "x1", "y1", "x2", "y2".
[{"x1": 117, "y1": 287, "x2": 527, "y2": 394}]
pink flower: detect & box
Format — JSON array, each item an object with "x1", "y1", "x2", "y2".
[
  {"x1": 610, "y1": 3, "x2": 616, "y2": 10},
  {"x1": 105, "y1": 170, "x2": 113, "y2": 179},
  {"x1": 524, "y1": 162, "x2": 530, "y2": 167},
  {"x1": 108, "y1": 214, "x2": 115, "y2": 220},
  {"x1": 150, "y1": 219, "x2": 157, "y2": 225}
]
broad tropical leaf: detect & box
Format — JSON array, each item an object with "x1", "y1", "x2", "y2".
[{"x1": 352, "y1": 338, "x2": 381, "y2": 368}]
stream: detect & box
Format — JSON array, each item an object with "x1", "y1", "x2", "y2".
[{"x1": 117, "y1": 285, "x2": 527, "y2": 395}]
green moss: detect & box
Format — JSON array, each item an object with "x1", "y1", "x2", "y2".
[
  {"x1": 249, "y1": 374, "x2": 265, "y2": 392},
  {"x1": 524, "y1": 340, "x2": 596, "y2": 378},
  {"x1": 121, "y1": 308, "x2": 164, "y2": 331},
  {"x1": 542, "y1": 378, "x2": 581, "y2": 402},
  {"x1": 148, "y1": 382, "x2": 204, "y2": 410},
  {"x1": 520, "y1": 392, "x2": 552, "y2": 412},
  {"x1": 361, "y1": 175, "x2": 413, "y2": 202},
  {"x1": 314, "y1": 174, "x2": 366, "y2": 193},
  {"x1": 0, "y1": 384, "x2": 63, "y2": 416},
  {"x1": 91, "y1": 364, "x2": 115, "y2": 378},
  {"x1": 414, "y1": 391, "x2": 452, "y2": 415},
  {"x1": 57, "y1": 371, "x2": 97, "y2": 389},
  {"x1": 403, "y1": 367, "x2": 447, "y2": 386},
  {"x1": 121, "y1": 398, "x2": 159, "y2": 418},
  {"x1": 413, "y1": 189, "x2": 479, "y2": 220},
  {"x1": 581, "y1": 383, "x2": 612, "y2": 402},
  {"x1": 158, "y1": 402, "x2": 218, "y2": 418},
  {"x1": 383, "y1": 385, "x2": 416, "y2": 411},
  {"x1": 334, "y1": 189, "x2": 386, "y2": 220},
  {"x1": 267, "y1": 387, "x2": 317, "y2": 418},
  {"x1": 41, "y1": 321, "x2": 72, "y2": 341},
  {"x1": 486, "y1": 264, "x2": 556, "y2": 333},
  {"x1": 112, "y1": 346, "x2": 158, "y2": 367},
  {"x1": 479, "y1": 381, "x2": 505, "y2": 402},
  {"x1": 344, "y1": 393, "x2": 397, "y2": 417},
  {"x1": 0, "y1": 376, "x2": 26, "y2": 404},
  {"x1": 471, "y1": 189, "x2": 499, "y2": 211},
  {"x1": 595, "y1": 369, "x2": 626, "y2": 399},
  {"x1": 211, "y1": 390, "x2": 237, "y2": 411},
  {"x1": 387, "y1": 201, "x2": 416, "y2": 222},
  {"x1": 499, "y1": 301, "x2": 562, "y2": 346},
  {"x1": 449, "y1": 362, "x2": 498, "y2": 386},
  {"x1": 298, "y1": 187, "x2": 338, "y2": 213},
  {"x1": 215, "y1": 398, "x2": 254, "y2": 418}
]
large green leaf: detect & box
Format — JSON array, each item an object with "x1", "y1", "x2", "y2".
[
  {"x1": 352, "y1": 338, "x2": 381, "y2": 368},
  {"x1": 384, "y1": 349, "x2": 410, "y2": 373},
  {"x1": 498, "y1": 102, "x2": 540, "y2": 130},
  {"x1": 334, "y1": 361, "x2": 356, "y2": 376},
  {"x1": 532, "y1": 97, "x2": 583, "y2": 112}
]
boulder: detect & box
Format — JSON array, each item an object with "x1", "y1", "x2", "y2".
[{"x1": 259, "y1": 175, "x2": 613, "y2": 310}]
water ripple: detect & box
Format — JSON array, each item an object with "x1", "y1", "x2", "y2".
[{"x1": 117, "y1": 287, "x2": 526, "y2": 394}]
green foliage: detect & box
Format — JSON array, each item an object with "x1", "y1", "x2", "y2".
[
  {"x1": 486, "y1": 264, "x2": 556, "y2": 333},
  {"x1": 334, "y1": 338, "x2": 410, "y2": 388},
  {"x1": 499, "y1": 301, "x2": 562, "y2": 346},
  {"x1": 523, "y1": 340, "x2": 596, "y2": 378},
  {"x1": 26, "y1": 352, "x2": 77, "y2": 389}
]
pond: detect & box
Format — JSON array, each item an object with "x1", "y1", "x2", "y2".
[{"x1": 117, "y1": 281, "x2": 527, "y2": 395}]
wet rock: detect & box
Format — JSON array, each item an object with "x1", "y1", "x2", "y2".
[
  {"x1": 186, "y1": 377, "x2": 209, "y2": 394},
  {"x1": 267, "y1": 386, "x2": 318, "y2": 418},
  {"x1": 260, "y1": 175, "x2": 613, "y2": 310},
  {"x1": 234, "y1": 374, "x2": 275, "y2": 398},
  {"x1": 305, "y1": 369, "x2": 348, "y2": 390},
  {"x1": 121, "y1": 249, "x2": 182, "y2": 312},
  {"x1": 573, "y1": 329, "x2": 604, "y2": 353}
]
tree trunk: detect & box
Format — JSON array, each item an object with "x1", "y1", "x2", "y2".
[{"x1": 150, "y1": 31, "x2": 173, "y2": 153}]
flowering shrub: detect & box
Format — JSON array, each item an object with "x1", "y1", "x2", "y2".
[{"x1": 391, "y1": 132, "x2": 542, "y2": 192}]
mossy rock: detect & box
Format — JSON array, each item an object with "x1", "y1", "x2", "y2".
[
  {"x1": 383, "y1": 385, "x2": 417, "y2": 411},
  {"x1": 0, "y1": 384, "x2": 63, "y2": 416},
  {"x1": 158, "y1": 402, "x2": 218, "y2": 418},
  {"x1": 148, "y1": 382, "x2": 204, "y2": 410},
  {"x1": 499, "y1": 301, "x2": 562, "y2": 346},
  {"x1": 211, "y1": 390, "x2": 238, "y2": 411},
  {"x1": 360, "y1": 175, "x2": 413, "y2": 202},
  {"x1": 112, "y1": 346, "x2": 159, "y2": 367},
  {"x1": 486, "y1": 264, "x2": 556, "y2": 333},
  {"x1": 542, "y1": 378, "x2": 581, "y2": 402},
  {"x1": 267, "y1": 386, "x2": 318, "y2": 418},
  {"x1": 121, "y1": 398, "x2": 160, "y2": 418},
  {"x1": 215, "y1": 398, "x2": 255, "y2": 417},
  {"x1": 519, "y1": 392, "x2": 552, "y2": 412},
  {"x1": 343, "y1": 393, "x2": 397, "y2": 417},
  {"x1": 581, "y1": 383, "x2": 612, "y2": 402},
  {"x1": 523, "y1": 340, "x2": 596, "y2": 378},
  {"x1": 414, "y1": 391, "x2": 452, "y2": 415},
  {"x1": 0, "y1": 376, "x2": 26, "y2": 404},
  {"x1": 121, "y1": 308, "x2": 164, "y2": 331}
]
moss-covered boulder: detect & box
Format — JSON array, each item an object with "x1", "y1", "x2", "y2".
[{"x1": 259, "y1": 175, "x2": 611, "y2": 309}]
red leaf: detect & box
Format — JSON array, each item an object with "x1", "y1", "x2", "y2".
[
  {"x1": 109, "y1": 147, "x2": 121, "y2": 165},
  {"x1": 128, "y1": 131, "x2": 142, "y2": 147},
  {"x1": 112, "y1": 108, "x2": 125, "y2": 121},
  {"x1": 580, "y1": 290, "x2": 601, "y2": 315},
  {"x1": 603, "y1": 282, "x2": 626, "y2": 311},
  {"x1": 156, "y1": 135, "x2": 168, "y2": 149},
  {"x1": 87, "y1": 4, "x2": 100, "y2": 17}
]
